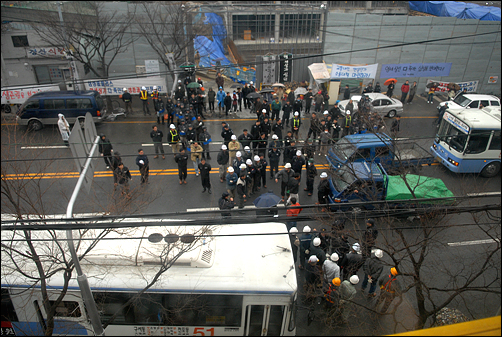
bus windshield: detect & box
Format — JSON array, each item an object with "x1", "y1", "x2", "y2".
[
  {"x1": 438, "y1": 119, "x2": 468, "y2": 153},
  {"x1": 332, "y1": 138, "x2": 355, "y2": 161},
  {"x1": 452, "y1": 94, "x2": 472, "y2": 107}
]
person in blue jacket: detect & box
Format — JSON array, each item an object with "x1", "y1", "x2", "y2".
[{"x1": 217, "y1": 87, "x2": 226, "y2": 114}]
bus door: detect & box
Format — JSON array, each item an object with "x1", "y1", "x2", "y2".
[{"x1": 244, "y1": 304, "x2": 287, "y2": 336}]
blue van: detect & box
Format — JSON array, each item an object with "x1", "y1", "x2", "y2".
[{"x1": 16, "y1": 90, "x2": 104, "y2": 131}]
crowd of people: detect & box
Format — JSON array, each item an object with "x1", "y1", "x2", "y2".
[{"x1": 289, "y1": 218, "x2": 402, "y2": 323}]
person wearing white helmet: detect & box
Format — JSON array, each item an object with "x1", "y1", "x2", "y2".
[
  {"x1": 305, "y1": 255, "x2": 321, "y2": 288},
  {"x1": 151, "y1": 86, "x2": 160, "y2": 116},
  {"x1": 288, "y1": 227, "x2": 299, "y2": 263},
  {"x1": 217, "y1": 144, "x2": 229, "y2": 183},
  {"x1": 309, "y1": 237, "x2": 327, "y2": 266},
  {"x1": 361, "y1": 249, "x2": 384, "y2": 298},
  {"x1": 291, "y1": 150, "x2": 305, "y2": 179},
  {"x1": 167, "y1": 123, "x2": 180, "y2": 155},
  {"x1": 232, "y1": 150, "x2": 245, "y2": 173},
  {"x1": 228, "y1": 135, "x2": 241, "y2": 164},
  {"x1": 275, "y1": 162, "x2": 295, "y2": 202},
  {"x1": 140, "y1": 86, "x2": 150, "y2": 115},
  {"x1": 342, "y1": 108, "x2": 352, "y2": 137},
  {"x1": 291, "y1": 111, "x2": 302, "y2": 141},
  {"x1": 244, "y1": 158, "x2": 256, "y2": 195},
  {"x1": 252, "y1": 154, "x2": 263, "y2": 192},
  {"x1": 136, "y1": 149, "x2": 149, "y2": 185},
  {"x1": 298, "y1": 225, "x2": 312, "y2": 269},
  {"x1": 339, "y1": 275, "x2": 359, "y2": 324},
  {"x1": 317, "y1": 172, "x2": 330, "y2": 211},
  {"x1": 322, "y1": 252, "x2": 341, "y2": 293},
  {"x1": 114, "y1": 162, "x2": 132, "y2": 196},
  {"x1": 121, "y1": 87, "x2": 133, "y2": 114},
  {"x1": 225, "y1": 165, "x2": 238, "y2": 198},
  {"x1": 340, "y1": 243, "x2": 364, "y2": 280}
]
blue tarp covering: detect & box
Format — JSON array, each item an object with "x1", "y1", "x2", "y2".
[
  {"x1": 193, "y1": 12, "x2": 255, "y2": 84},
  {"x1": 409, "y1": 1, "x2": 501, "y2": 21}
]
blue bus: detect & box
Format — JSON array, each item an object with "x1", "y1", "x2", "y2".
[{"x1": 431, "y1": 107, "x2": 501, "y2": 177}]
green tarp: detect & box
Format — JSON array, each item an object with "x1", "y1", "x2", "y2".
[{"x1": 386, "y1": 175, "x2": 455, "y2": 203}]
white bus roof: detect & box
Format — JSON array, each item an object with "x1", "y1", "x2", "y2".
[
  {"x1": 1, "y1": 222, "x2": 297, "y2": 296},
  {"x1": 446, "y1": 107, "x2": 501, "y2": 130}
]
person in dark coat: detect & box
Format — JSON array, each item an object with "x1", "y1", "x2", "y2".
[
  {"x1": 110, "y1": 151, "x2": 122, "y2": 184},
  {"x1": 340, "y1": 243, "x2": 364, "y2": 280},
  {"x1": 361, "y1": 249, "x2": 384, "y2": 298},
  {"x1": 136, "y1": 148, "x2": 149, "y2": 185},
  {"x1": 299, "y1": 225, "x2": 313, "y2": 269},
  {"x1": 174, "y1": 147, "x2": 189, "y2": 184},
  {"x1": 304, "y1": 88, "x2": 313, "y2": 114},
  {"x1": 250, "y1": 120, "x2": 262, "y2": 150},
  {"x1": 114, "y1": 162, "x2": 132, "y2": 195},
  {"x1": 198, "y1": 158, "x2": 212, "y2": 193},
  {"x1": 374, "y1": 82, "x2": 381, "y2": 93},
  {"x1": 282, "y1": 100, "x2": 292, "y2": 127},
  {"x1": 150, "y1": 125, "x2": 165, "y2": 159},
  {"x1": 317, "y1": 172, "x2": 330, "y2": 211},
  {"x1": 377, "y1": 267, "x2": 402, "y2": 313},
  {"x1": 238, "y1": 129, "x2": 253, "y2": 149},
  {"x1": 218, "y1": 192, "x2": 235, "y2": 217},
  {"x1": 305, "y1": 158, "x2": 317, "y2": 196},
  {"x1": 272, "y1": 119, "x2": 284, "y2": 140},
  {"x1": 223, "y1": 92, "x2": 232, "y2": 116},
  {"x1": 391, "y1": 116, "x2": 401, "y2": 138},
  {"x1": 343, "y1": 85, "x2": 351, "y2": 100},
  {"x1": 121, "y1": 88, "x2": 133, "y2": 114},
  {"x1": 268, "y1": 146, "x2": 281, "y2": 179},
  {"x1": 98, "y1": 134, "x2": 113, "y2": 169},
  {"x1": 207, "y1": 87, "x2": 216, "y2": 112},
  {"x1": 387, "y1": 82, "x2": 395, "y2": 98},
  {"x1": 236, "y1": 173, "x2": 247, "y2": 209},
  {"x1": 362, "y1": 218, "x2": 379, "y2": 258}
]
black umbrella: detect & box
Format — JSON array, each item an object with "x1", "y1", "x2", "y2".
[
  {"x1": 247, "y1": 92, "x2": 262, "y2": 99},
  {"x1": 230, "y1": 83, "x2": 244, "y2": 89},
  {"x1": 254, "y1": 191, "x2": 281, "y2": 208},
  {"x1": 426, "y1": 82, "x2": 438, "y2": 88}
]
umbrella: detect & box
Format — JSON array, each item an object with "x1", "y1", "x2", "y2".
[
  {"x1": 259, "y1": 88, "x2": 275, "y2": 93},
  {"x1": 247, "y1": 92, "x2": 262, "y2": 99},
  {"x1": 384, "y1": 78, "x2": 397, "y2": 86},
  {"x1": 254, "y1": 191, "x2": 281, "y2": 208},
  {"x1": 230, "y1": 83, "x2": 244, "y2": 89},
  {"x1": 272, "y1": 83, "x2": 285, "y2": 87},
  {"x1": 186, "y1": 82, "x2": 201, "y2": 89},
  {"x1": 447, "y1": 82, "x2": 460, "y2": 91},
  {"x1": 294, "y1": 87, "x2": 307, "y2": 96},
  {"x1": 426, "y1": 82, "x2": 438, "y2": 88}
]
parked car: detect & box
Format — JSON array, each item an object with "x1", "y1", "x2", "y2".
[
  {"x1": 338, "y1": 93, "x2": 403, "y2": 118},
  {"x1": 437, "y1": 93, "x2": 500, "y2": 112},
  {"x1": 16, "y1": 90, "x2": 104, "y2": 131}
]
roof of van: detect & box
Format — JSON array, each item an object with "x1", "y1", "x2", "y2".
[
  {"x1": 29, "y1": 90, "x2": 99, "y2": 98},
  {"x1": 459, "y1": 94, "x2": 500, "y2": 101}
]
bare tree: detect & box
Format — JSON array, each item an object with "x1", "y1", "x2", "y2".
[{"x1": 134, "y1": 2, "x2": 210, "y2": 94}]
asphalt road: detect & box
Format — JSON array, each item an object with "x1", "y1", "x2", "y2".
[{"x1": 1, "y1": 92, "x2": 500, "y2": 335}]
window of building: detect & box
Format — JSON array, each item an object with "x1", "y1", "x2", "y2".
[
  {"x1": 232, "y1": 15, "x2": 275, "y2": 40},
  {"x1": 280, "y1": 14, "x2": 320, "y2": 39},
  {"x1": 34, "y1": 65, "x2": 65, "y2": 84},
  {"x1": 12, "y1": 35, "x2": 29, "y2": 47}
]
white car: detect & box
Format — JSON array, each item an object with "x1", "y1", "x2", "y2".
[
  {"x1": 338, "y1": 93, "x2": 403, "y2": 118},
  {"x1": 437, "y1": 93, "x2": 500, "y2": 112}
]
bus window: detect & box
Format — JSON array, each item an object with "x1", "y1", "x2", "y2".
[
  {"x1": 48, "y1": 300, "x2": 82, "y2": 318},
  {"x1": 465, "y1": 131, "x2": 491, "y2": 154},
  {"x1": 1, "y1": 289, "x2": 19, "y2": 323},
  {"x1": 489, "y1": 131, "x2": 501, "y2": 150},
  {"x1": 442, "y1": 122, "x2": 468, "y2": 153},
  {"x1": 267, "y1": 305, "x2": 285, "y2": 336},
  {"x1": 246, "y1": 305, "x2": 265, "y2": 336}
]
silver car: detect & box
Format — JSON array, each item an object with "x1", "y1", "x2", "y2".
[{"x1": 338, "y1": 93, "x2": 403, "y2": 118}]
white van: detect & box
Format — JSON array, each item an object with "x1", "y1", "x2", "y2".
[{"x1": 437, "y1": 93, "x2": 500, "y2": 112}]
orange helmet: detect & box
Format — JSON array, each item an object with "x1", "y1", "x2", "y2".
[
  {"x1": 332, "y1": 277, "x2": 341, "y2": 287},
  {"x1": 391, "y1": 267, "x2": 398, "y2": 276}
]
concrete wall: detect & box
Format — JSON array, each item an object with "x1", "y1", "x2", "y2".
[{"x1": 324, "y1": 13, "x2": 501, "y2": 96}]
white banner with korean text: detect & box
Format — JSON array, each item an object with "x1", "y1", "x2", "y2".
[
  {"x1": 83, "y1": 77, "x2": 168, "y2": 96},
  {"x1": 425, "y1": 79, "x2": 479, "y2": 94},
  {"x1": 331, "y1": 63, "x2": 378, "y2": 79}
]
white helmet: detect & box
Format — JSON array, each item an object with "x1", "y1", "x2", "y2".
[
  {"x1": 123, "y1": 87, "x2": 127, "y2": 92},
  {"x1": 254, "y1": 155, "x2": 260, "y2": 162},
  {"x1": 296, "y1": 150, "x2": 302, "y2": 156},
  {"x1": 141, "y1": 86, "x2": 146, "y2": 90},
  {"x1": 246, "y1": 159, "x2": 252, "y2": 165},
  {"x1": 320, "y1": 172, "x2": 328, "y2": 178},
  {"x1": 231, "y1": 135, "x2": 237, "y2": 140},
  {"x1": 294, "y1": 111, "x2": 299, "y2": 116},
  {"x1": 352, "y1": 243, "x2": 361, "y2": 253},
  {"x1": 313, "y1": 238, "x2": 321, "y2": 246},
  {"x1": 324, "y1": 110, "x2": 329, "y2": 115},
  {"x1": 331, "y1": 253, "x2": 339, "y2": 262},
  {"x1": 272, "y1": 134, "x2": 278, "y2": 140},
  {"x1": 228, "y1": 166, "x2": 234, "y2": 172},
  {"x1": 262, "y1": 109, "x2": 267, "y2": 113},
  {"x1": 244, "y1": 146, "x2": 250, "y2": 151},
  {"x1": 308, "y1": 255, "x2": 318, "y2": 263},
  {"x1": 289, "y1": 227, "x2": 298, "y2": 234},
  {"x1": 285, "y1": 163, "x2": 292, "y2": 169},
  {"x1": 250, "y1": 81, "x2": 254, "y2": 85},
  {"x1": 346, "y1": 110, "x2": 351, "y2": 115},
  {"x1": 153, "y1": 85, "x2": 158, "y2": 90},
  {"x1": 236, "y1": 151, "x2": 242, "y2": 157},
  {"x1": 221, "y1": 145, "x2": 227, "y2": 150},
  {"x1": 178, "y1": 79, "x2": 182, "y2": 83},
  {"x1": 350, "y1": 275, "x2": 360, "y2": 285},
  {"x1": 139, "y1": 160, "x2": 144, "y2": 165},
  {"x1": 240, "y1": 163, "x2": 247, "y2": 169},
  {"x1": 170, "y1": 124, "x2": 176, "y2": 129},
  {"x1": 303, "y1": 225, "x2": 311, "y2": 233},
  {"x1": 374, "y1": 249, "x2": 384, "y2": 259}
]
